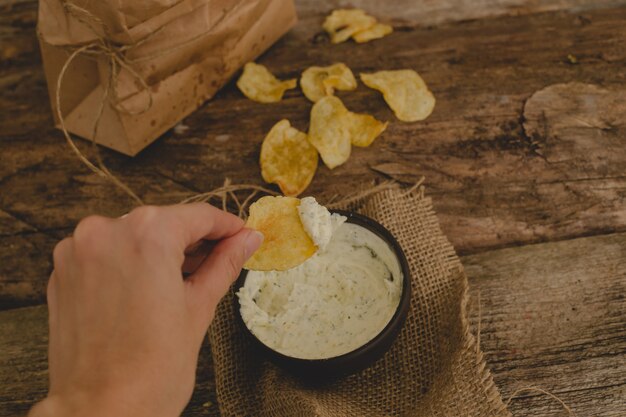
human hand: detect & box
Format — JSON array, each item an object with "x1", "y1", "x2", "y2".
[{"x1": 28, "y1": 204, "x2": 263, "y2": 417}]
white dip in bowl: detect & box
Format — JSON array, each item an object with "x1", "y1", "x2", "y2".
[{"x1": 237, "y1": 221, "x2": 404, "y2": 360}]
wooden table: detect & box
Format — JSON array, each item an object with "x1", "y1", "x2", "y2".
[{"x1": 1, "y1": 0, "x2": 625, "y2": 415}]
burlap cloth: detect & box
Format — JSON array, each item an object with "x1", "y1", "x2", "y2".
[{"x1": 208, "y1": 187, "x2": 511, "y2": 416}]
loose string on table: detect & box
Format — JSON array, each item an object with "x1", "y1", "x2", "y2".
[
  {"x1": 505, "y1": 386, "x2": 575, "y2": 415},
  {"x1": 188, "y1": 179, "x2": 405, "y2": 219},
  {"x1": 471, "y1": 294, "x2": 575, "y2": 415},
  {"x1": 54, "y1": 0, "x2": 239, "y2": 207}
]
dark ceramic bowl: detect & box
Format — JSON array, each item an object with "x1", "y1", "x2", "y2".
[{"x1": 234, "y1": 210, "x2": 411, "y2": 378}]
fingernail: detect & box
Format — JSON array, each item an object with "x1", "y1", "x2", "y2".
[{"x1": 244, "y1": 230, "x2": 264, "y2": 258}]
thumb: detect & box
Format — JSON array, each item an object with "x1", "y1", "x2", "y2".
[{"x1": 187, "y1": 228, "x2": 263, "y2": 323}]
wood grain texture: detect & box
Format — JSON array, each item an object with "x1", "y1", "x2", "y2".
[
  {"x1": 1, "y1": 2, "x2": 626, "y2": 308},
  {"x1": 0, "y1": 304, "x2": 221, "y2": 417},
  {"x1": 295, "y1": 0, "x2": 626, "y2": 24},
  {"x1": 1, "y1": 232, "x2": 624, "y2": 416},
  {"x1": 465, "y1": 232, "x2": 626, "y2": 416}
]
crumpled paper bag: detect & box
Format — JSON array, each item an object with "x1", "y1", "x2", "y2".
[{"x1": 37, "y1": 0, "x2": 297, "y2": 155}]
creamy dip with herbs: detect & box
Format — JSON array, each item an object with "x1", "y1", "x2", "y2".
[
  {"x1": 237, "y1": 222, "x2": 403, "y2": 360},
  {"x1": 297, "y1": 196, "x2": 346, "y2": 250}
]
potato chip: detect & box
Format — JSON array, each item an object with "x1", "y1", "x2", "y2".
[
  {"x1": 360, "y1": 70, "x2": 436, "y2": 122},
  {"x1": 308, "y1": 96, "x2": 386, "y2": 169},
  {"x1": 322, "y1": 9, "x2": 377, "y2": 44},
  {"x1": 244, "y1": 196, "x2": 317, "y2": 271},
  {"x1": 352, "y1": 23, "x2": 393, "y2": 43},
  {"x1": 236, "y1": 62, "x2": 297, "y2": 103},
  {"x1": 349, "y1": 113, "x2": 388, "y2": 147},
  {"x1": 300, "y1": 63, "x2": 357, "y2": 102},
  {"x1": 260, "y1": 119, "x2": 318, "y2": 196},
  {"x1": 307, "y1": 96, "x2": 352, "y2": 169}
]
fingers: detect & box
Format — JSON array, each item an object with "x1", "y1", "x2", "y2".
[
  {"x1": 47, "y1": 272, "x2": 58, "y2": 330},
  {"x1": 186, "y1": 228, "x2": 263, "y2": 327},
  {"x1": 163, "y1": 203, "x2": 245, "y2": 247},
  {"x1": 124, "y1": 204, "x2": 244, "y2": 254},
  {"x1": 48, "y1": 238, "x2": 73, "y2": 388},
  {"x1": 182, "y1": 240, "x2": 216, "y2": 275},
  {"x1": 46, "y1": 272, "x2": 60, "y2": 385}
]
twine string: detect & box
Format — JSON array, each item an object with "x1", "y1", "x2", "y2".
[
  {"x1": 61, "y1": 2, "x2": 154, "y2": 116},
  {"x1": 472, "y1": 295, "x2": 575, "y2": 415},
  {"x1": 54, "y1": 0, "x2": 234, "y2": 205},
  {"x1": 54, "y1": 43, "x2": 144, "y2": 205},
  {"x1": 505, "y1": 386, "x2": 575, "y2": 415},
  {"x1": 325, "y1": 180, "x2": 399, "y2": 210},
  {"x1": 55, "y1": 0, "x2": 158, "y2": 205}
]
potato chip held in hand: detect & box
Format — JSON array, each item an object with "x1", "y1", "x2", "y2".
[
  {"x1": 300, "y1": 63, "x2": 357, "y2": 102},
  {"x1": 352, "y1": 23, "x2": 393, "y2": 43},
  {"x1": 237, "y1": 62, "x2": 297, "y2": 103},
  {"x1": 244, "y1": 196, "x2": 317, "y2": 271},
  {"x1": 308, "y1": 96, "x2": 386, "y2": 169},
  {"x1": 260, "y1": 120, "x2": 318, "y2": 197},
  {"x1": 323, "y1": 9, "x2": 377, "y2": 44},
  {"x1": 360, "y1": 70, "x2": 436, "y2": 122}
]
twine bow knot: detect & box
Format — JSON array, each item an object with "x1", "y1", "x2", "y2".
[{"x1": 56, "y1": 1, "x2": 160, "y2": 205}]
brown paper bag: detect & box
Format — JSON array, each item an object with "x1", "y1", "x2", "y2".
[{"x1": 37, "y1": 0, "x2": 297, "y2": 156}]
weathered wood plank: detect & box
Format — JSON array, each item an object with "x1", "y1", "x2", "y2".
[
  {"x1": 1, "y1": 233, "x2": 624, "y2": 416},
  {"x1": 0, "y1": 305, "x2": 220, "y2": 417},
  {"x1": 0, "y1": 210, "x2": 35, "y2": 235},
  {"x1": 1, "y1": 5, "x2": 626, "y2": 307},
  {"x1": 465, "y1": 232, "x2": 626, "y2": 416},
  {"x1": 0, "y1": 306, "x2": 48, "y2": 417},
  {"x1": 295, "y1": 0, "x2": 626, "y2": 24},
  {"x1": 0, "y1": 232, "x2": 55, "y2": 310}
]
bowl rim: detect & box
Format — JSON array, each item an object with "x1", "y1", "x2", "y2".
[{"x1": 233, "y1": 209, "x2": 412, "y2": 370}]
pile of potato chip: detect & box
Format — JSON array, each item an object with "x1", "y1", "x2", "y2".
[
  {"x1": 235, "y1": 8, "x2": 436, "y2": 197},
  {"x1": 323, "y1": 9, "x2": 393, "y2": 44},
  {"x1": 308, "y1": 96, "x2": 387, "y2": 169},
  {"x1": 301, "y1": 63, "x2": 356, "y2": 102}
]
